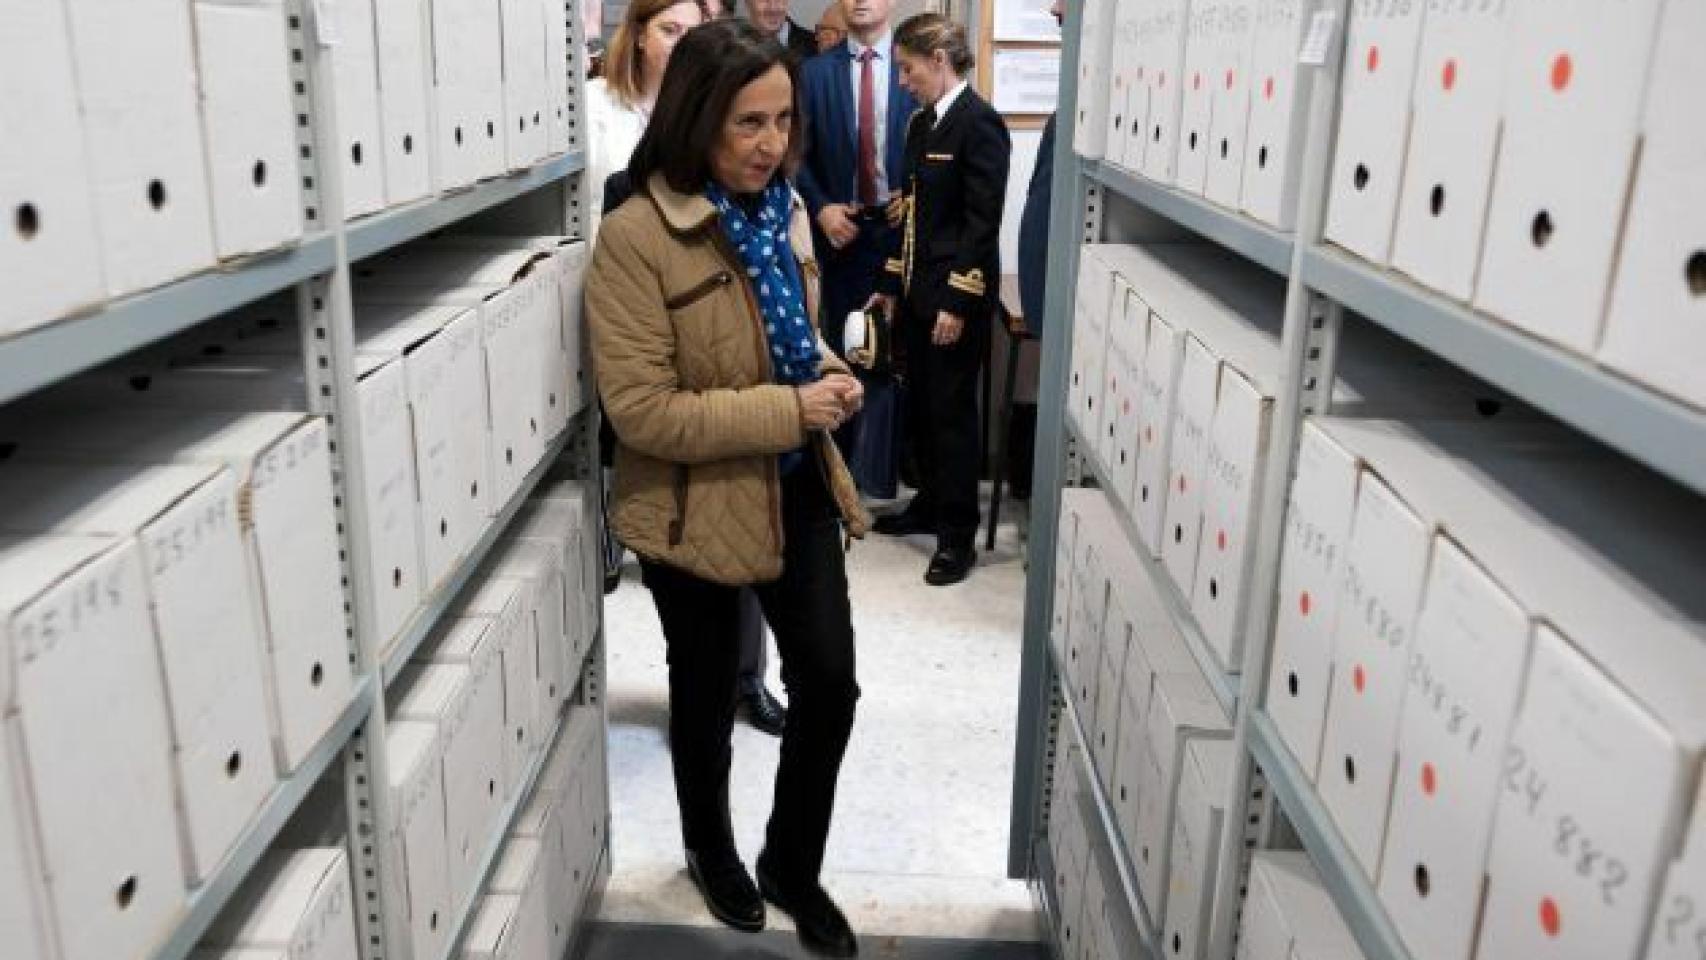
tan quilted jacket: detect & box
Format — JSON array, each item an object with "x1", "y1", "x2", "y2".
[{"x1": 587, "y1": 174, "x2": 871, "y2": 586}]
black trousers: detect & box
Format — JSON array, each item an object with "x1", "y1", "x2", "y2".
[
  {"x1": 640, "y1": 465, "x2": 860, "y2": 885},
  {"x1": 901, "y1": 297, "x2": 988, "y2": 548}
]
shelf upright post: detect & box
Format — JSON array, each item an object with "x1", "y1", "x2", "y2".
[
  {"x1": 564, "y1": 0, "x2": 590, "y2": 239},
  {"x1": 1205, "y1": 3, "x2": 1351, "y2": 957},
  {"x1": 1006, "y1": 0, "x2": 1093, "y2": 880}
]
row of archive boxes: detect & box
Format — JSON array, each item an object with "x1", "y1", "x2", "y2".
[
  {"x1": 1046, "y1": 734, "x2": 1146, "y2": 960},
  {"x1": 1074, "y1": 0, "x2": 1322, "y2": 231},
  {"x1": 1068, "y1": 241, "x2": 1513, "y2": 674},
  {"x1": 196, "y1": 847, "x2": 361, "y2": 960},
  {"x1": 0, "y1": 410, "x2": 356, "y2": 960},
  {"x1": 20, "y1": 236, "x2": 591, "y2": 661},
  {"x1": 1051, "y1": 487, "x2": 1235, "y2": 959},
  {"x1": 1265, "y1": 415, "x2": 1706, "y2": 960},
  {"x1": 4, "y1": 0, "x2": 575, "y2": 338},
  {"x1": 1323, "y1": 0, "x2": 1706, "y2": 411}
]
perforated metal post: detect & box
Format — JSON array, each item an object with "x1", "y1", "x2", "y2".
[{"x1": 563, "y1": 0, "x2": 589, "y2": 239}]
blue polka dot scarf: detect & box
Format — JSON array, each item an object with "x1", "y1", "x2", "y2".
[{"x1": 706, "y1": 178, "x2": 822, "y2": 389}]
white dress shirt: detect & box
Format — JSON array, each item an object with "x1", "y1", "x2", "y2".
[
  {"x1": 846, "y1": 31, "x2": 893, "y2": 200},
  {"x1": 586, "y1": 78, "x2": 649, "y2": 234},
  {"x1": 932, "y1": 79, "x2": 970, "y2": 128}
]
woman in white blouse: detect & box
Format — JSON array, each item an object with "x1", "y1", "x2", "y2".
[{"x1": 586, "y1": 0, "x2": 706, "y2": 228}]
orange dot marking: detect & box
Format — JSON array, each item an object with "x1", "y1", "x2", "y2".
[
  {"x1": 1217, "y1": 530, "x2": 1227, "y2": 551},
  {"x1": 1299, "y1": 591, "x2": 1312, "y2": 617},
  {"x1": 1540, "y1": 897, "x2": 1562, "y2": 938},
  {"x1": 1443, "y1": 58, "x2": 1458, "y2": 91},
  {"x1": 1353, "y1": 664, "x2": 1366, "y2": 694},
  {"x1": 1551, "y1": 53, "x2": 1573, "y2": 92},
  {"x1": 1422, "y1": 762, "x2": 1438, "y2": 797},
  {"x1": 1367, "y1": 45, "x2": 1381, "y2": 73},
  {"x1": 1225, "y1": 69, "x2": 1235, "y2": 90},
  {"x1": 1264, "y1": 76, "x2": 1275, "y2": 100}
]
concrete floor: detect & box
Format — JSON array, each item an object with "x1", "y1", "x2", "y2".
[{"x1": 595, "y1": 496, "x2": 1042, "y2": 945}]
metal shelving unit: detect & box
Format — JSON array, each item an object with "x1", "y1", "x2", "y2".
[
  {"x1": 149, "y1": 678, "x2": 377, "y2": 960},
  {"x1": 1, "y1": 1, "x2": 607, "y2": 958},
  {"x1": 381, "y1": 425, "x2": 581, "y2": 687},
  {"x1": 1299, "y1": 243, "x2": 1706, "y2": 498},
  {"x1": 1091, "y1": 161, "x2": 1296, "y2": 278}
]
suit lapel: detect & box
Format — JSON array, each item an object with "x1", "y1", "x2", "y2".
[{"x1": 828, "y1": 44, "x2": 857, "y2": 153}]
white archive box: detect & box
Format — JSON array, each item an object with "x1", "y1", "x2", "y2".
[
  {"x1": 0, "y1": 462, "x2": 275, "y2": 883},
  {"x1": 490, "y1": 540, "x2": 571, "y2": 724},
  {"x1": 1096, "y1": 278, "x2": 1137, "y2": 476},
  {"x1": 1376, "y1": 537, "x2": 1530, "y2": 960},
  {"x1": 385, "y1": 720, "x2": 452, "y2": 960},
  {"x1": 0, "y1": 535, "x2": 183, "y2": 960},
  {"x1": 1314, "y1": 470, "x2": 1429, "y2": 881},
  {"x1": 1388, "y1": 0, "x2": 1513, "y2": 302},
  {"x1": 453, "y1": 574, "x2": 542, "y2": 793},
  {"x1": 509, "y1": 786, "x2": 574, "y2": 960},
  {"x1": 1090, "y1": 617, "x2": 1129, "y2": 792},
  {"x1": 1192, "y1": 365, "x2": 1274, "y2": 672},
  {"x1": 500, "y1": 0, "x2": 550, "y2": 170},
  {"x1": 462, "y1": 894, "x2": 525, "y2": 960},
  {"x1": 1135, "y1": 311, "x2": 1186, "y2": 554},
  {"x1": 1106, "y1": 287, "x2": 1150, "y2": 506},
  {"x1": 413, "y1": 617, "x2": 512, "y2": 818},
  {"x1": 1113, "y1": 3, "x2": 1163, "y2": 171},
  {"x1": 1134, "y1": 670, "x2": 1230, "y2": 921},
  {"x1": 1173, "y1": 0, "x2": 1222, "y2": 195},
  {"x1": 1066, "y1": 510, "x2": 1110, "y2": 721},
  {"x1": 372, "y1": 0, "x2": 434, "y2": 205},
  {"x1": 190, "y1": 0, "x2": 303, "y2": 259},
  {"x1": 1103, "y1": 0, "x2": 1147, "y2": 171},
  {"x1": 1238, "y1": 851, "x2": 1365, "y2": 960},
  {"x1": 329, "y1": 0, "x2": 386, "y2": 218},
  {"x1": 1474, "y1": 0, "x2": 1663, "y2": 353},
  {"x1": 526, "y1": 476, "x2": 598, "y2": 648},
  {"x1": 508, "y1": 498, "x2": 592, "y2": 683},
  {"x1": 0, "y1": 409, "x2": 352, "y2": 773},
  {"x1": 1072, "y1": 0, "x2": 1117, "y2": 158},
  {"x1": 0, "y1": 692, "x2": 49, "y2": 960},
  {"x1": 1264, "y1": 420, "x2": 1361, "y2": 779},
  {"x1": 206, "y1": 848, "x2": 358, "y2": 960},
  {"x1": 1160, "y1": 336, "x2": 1217, "y2": 597},
  {"x1": 488, "y1": 839, "x2": 551, "y2": 960},
  {"x1": 1140, "y1": 0, "x2": 1193, "y2": 184},
  {"x1": 1239, "y1": 0, "x2": 1317, "y2": 231},
  {"x1": 439, "y1": 0, "x2": 507, "y2": 184},
  {"x1": 63, "y1": 0, "x2": 216, "y2": 298},
  {"x1": 354, "y1": 302, "x2": 492, "y2": 590},
  {"x1": 1079, "y1": 852, "x2": 1114, "y2": 960},
  {"x1": 1162, "y1": 739, "x2": 1233, "y2": 960},
  {"x1": 1645, "y1": 783, "x2": 1706, "y2": 960},
  {"x1": 1203, "y1": 0, "x2": 1258, "y2": 210},
  {"x1": 1600, "y1": 0, "x2": 1706, "y2": 411},
  {"x1": 390, "y1": 663, "x2": 505, "y2": 913},
  {"x1": 1069, "y1": 246, "x2": 1115, "y2": 445},
  {"x1": 1321, "y1": 0, "x2": 1427, "y2": 265},
  {"x1": 0, "y1": 0, "x2": 104, "y2": 336}
]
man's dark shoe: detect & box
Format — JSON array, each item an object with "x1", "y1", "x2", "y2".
[
  {"x1": 755, "y1": 856, "x2": 858, "y2": 957},
  {"x1": 686, "y1": 850, "x2": 765, "y2": 933},
  {"x1": 925, "y1": 545, "x2": 976, "y2": 586},
  {"x1": 739, "y1": 683, "x2": 787, "y2": 737},
  {"x1": 871, "y1": 510, "x2": 933, "y2": 537}
]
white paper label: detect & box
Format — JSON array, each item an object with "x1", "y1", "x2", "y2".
[
  {"x1": 1298, "y1": 9, "x2": 1338, "y2": 65},
  {"x1": 313, "y1": 0, "x2": 341, "y2": 46}
]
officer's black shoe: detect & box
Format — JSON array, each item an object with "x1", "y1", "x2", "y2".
[
  {"x1": 739, "y1": 682, "x2": 787, "y2": 737},
  {"x1": 686, "y1": 850, "x2": 765, "y2": 933},
  {"x1": 925, "y1": 545, "x2": 977, "y2": 586},
  {"x1": 755, "y1": 855, "x2": 859, "y2": 957}
]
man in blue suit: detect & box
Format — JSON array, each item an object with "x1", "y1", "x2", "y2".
[{"x1": 796, "y1": 0, "x2": 918, "y2": 499}]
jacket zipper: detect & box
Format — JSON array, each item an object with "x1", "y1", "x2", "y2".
[
  {"x1": 665, "y1": 271, "x2": 734, "y2": 310},
  {"x1": 709, "y1": 230, "x2": 787, "y2": 556}
]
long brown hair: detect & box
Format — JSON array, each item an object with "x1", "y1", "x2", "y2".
[{"x1": 606, "y1": 0, "x2": 704, "y2": 108}]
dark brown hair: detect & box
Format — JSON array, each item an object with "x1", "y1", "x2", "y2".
[
  {"x1": 895, "y1": 12, "x2": 974, "y2": 76},
  {"x1": 630, "y1": 19, "x2": 803, "y2": 196}
]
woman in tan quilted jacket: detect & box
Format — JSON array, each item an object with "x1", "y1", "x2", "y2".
[{"x1": 585, "y1": 19, "x2": 870, "y2": 958}]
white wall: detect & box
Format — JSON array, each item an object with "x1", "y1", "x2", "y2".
[{"x1": 1001, "y1": 127, "x2": 1043, "y2": 276}]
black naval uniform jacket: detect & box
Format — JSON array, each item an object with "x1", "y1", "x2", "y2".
[{"x1": 879, "y1": 83, "x2": 1012, "y2": 322}]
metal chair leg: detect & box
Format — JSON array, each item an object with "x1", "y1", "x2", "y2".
[{"x1": 986, "y1": 331, "x2": 1023, "y2": 552}]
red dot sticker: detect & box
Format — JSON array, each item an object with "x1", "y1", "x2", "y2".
[
  {"x1": 1551, "y1": 53, "x2": 1573, "y2": 92},
  {"x1": 1178, "y1": 475, "x2": 1188, "y2": 493},
  {"x1": 1367, "y1": 45, "x2": 1381, "y2": 73},
  {"x1": 1225, "y1": 69, "x2": 1235, "y2": 90},
  {"x1": 1442, "y1": 58, "x2": 1458, "y2": 91},
  {"x1": 1299, "y1": 591, "x2": 1312, "y2": 617},
  {"x1": 1353, "y1": 664, "x2": 1366, "y2": 694},
  {"x1": 1422, "y1": 762, "x2": 1438, "y2": 797},
  {"x1": 1217, "y1": 530, "x2": 1227, "y2": 551},
  {"x1": 1264, "y1": 76, "x2": 1275, "y2": 100},
  {"x1": 1540, "y1": 897, "x2": 1562, "y2": 938},
  {"x1": 1193, "y1": 72, "x2": 1202, "y2": 91}
]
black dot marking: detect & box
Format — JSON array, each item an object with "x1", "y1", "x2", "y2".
[
  {"x1": 148, "y1": 180, "x2": 168, "y2": 210},
  {"x1": 1430, "y1": 184, "x2": 1445, "y2": 217},
  {"x1": 253, "y1": 161, "x2": 268, "y2": 188},
  {"x1": 1532, "y1": 211, "x2": 1555, "y2": 248},
  {"x1": 226, "y1": 752, "x2": 242, "y2": 779},
  {"x1": 404, "y1": 134, "x2": 415, "y2": 154},
  {"x1": 1258, "y1": 145, "x2": 1269, "y2": 169},
  {"x1": 1353, "y1": 164, "x2": 1370, "y2": 191},
  {"x1": 1686, "y1": 251, "x2": 1706, "y2": 296},
  {"x1": 1287, "y1": 671, "x2": 1299, "y2": 697},
  {"x1": 1345, "y1": 755, "x2": 1356, "y2": 784},
  {"x1": 16, "y1": 203, "x2": 40, "y2": 239},
  {"x1": 351, "y1": 142, "x2": 364, "y2": 166},
  {"x1": 1415, "y1": 863, "x2": 1431, "y2": 897},
  {"x1": 311, "y1": 663, "x2": 325, "y2": 686},
  {"x1": 117, "y1": 877, "x2": 138, "y2": 909}
]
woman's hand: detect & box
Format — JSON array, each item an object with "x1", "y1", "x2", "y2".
[
  {"x1": 933, "y1": 310, "x2": 965, "y2": 346},
  {"x1": 829, "y1": 373, "x2": 864, "y2": 416},
  {"x1": 817, "y1": 204, "x2": 861, "y2": 249},
  {"x1": 798, "y1": 378, "x2": 853, "y2": 431}
]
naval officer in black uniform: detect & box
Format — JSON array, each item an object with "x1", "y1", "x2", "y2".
[{"x1": 871, "y1": 12, "x2": 1010, "y2": 586}]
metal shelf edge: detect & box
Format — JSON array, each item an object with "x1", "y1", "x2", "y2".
[
  {"x1": 1065, "y1": 421, "x2": 1241, "y2": 714},
  {"x1": 437, "y1": 708, "x2": 568, "y2": 960},
  {"x1": 382, "y1": 429, "x2": 576, "y2": 687},
  {"x1": 1033, "y1": 838, "x2": 1071, "y2": 960},
  {"x1": 1055, "y1": 651, "x2": 1165, "y2": 954},
  {"x1": 1301, "y1": 244, "x2": 1706, "y2": 498},
  {"x1": 0, "y1": 234, "x2": 338, "y2": 407},
  {"x1": 151, "y1": 675, "x2": 377, "y2": 960},
  {"x1": 1087, "y1": 161, "x2": 1296, "y2": 278},
  {"x1": 1248, "y1": 711, "x2": 1415, "y2": 960},
  {"x1": 347, "y1": 153, "x2": 588, "y2": 263}
]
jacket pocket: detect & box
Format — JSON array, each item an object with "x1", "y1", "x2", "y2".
[
  {"x1": 666, "y1": 271, "x2": 734, "y2": 311},
  {"x1": 668, "y1": 463, "x2": 690, "y2": 547}
]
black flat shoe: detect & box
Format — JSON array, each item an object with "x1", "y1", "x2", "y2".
[
  {"x1": 739, "y1": 684, "x2": 787, "y2": 737},
  {"x1": 871, "y1": 510, "x2": 933, "y2": 537},
  {"x1": 925, "y1": 545, "x2": 976, "y2": 586},
  {"x1": 755, "y1": 856, "x2": 858, "y2": 957},
  {"x1": 686, "y1": 850, "x2": 765, "y2": 933}
]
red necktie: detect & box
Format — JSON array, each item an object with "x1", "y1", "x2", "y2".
[{"x1": 857, "y1": 48, "x2": 878, "y2": 209}]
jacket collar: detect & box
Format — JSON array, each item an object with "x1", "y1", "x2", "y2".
[{"x1": 646, "y1": 174, "x2": 720, "y2": 235}]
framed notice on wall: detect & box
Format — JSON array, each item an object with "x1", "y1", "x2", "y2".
[
  {"x1": 992, "y1": 0, "x2": 1061, "y2": 42},
  {"x1": 992, "y1": 48, "x2": 1060, "y2": 115}
]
